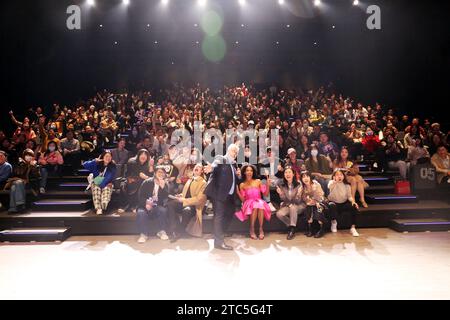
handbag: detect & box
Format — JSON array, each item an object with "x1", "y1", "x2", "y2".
[
  {"x1": 395, "y1": 180, "x2": 411, "y2": 195},
  {"x1": 93, "y1": 168, "x2": 107, "y2": 186}
]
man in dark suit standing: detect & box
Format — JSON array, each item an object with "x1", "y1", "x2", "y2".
[{"x1": 204, "y1": 144, "x2": 240, "y2": 250}]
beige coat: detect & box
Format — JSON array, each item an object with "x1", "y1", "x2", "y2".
[
  {"x1": 181, "y1": 176, "x2": 207, "y2": 237},
  {"x1": 431, "y1": 153, "x2": 450, "y2": 184}
]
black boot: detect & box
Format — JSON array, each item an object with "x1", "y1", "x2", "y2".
[
  {"x1": 314, "y1": 225, "x2": 325, "y2": 238},
  {"x1": 306, "y1": 224, "x2": 314, "y2": 237},
  {"x1": 287, "y1": 226, "x2": 296, "y2": 240}
]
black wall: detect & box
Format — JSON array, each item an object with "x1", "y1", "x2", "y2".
[{"x1": 1, "y1": 0, "x2": 449, "y2": 131}]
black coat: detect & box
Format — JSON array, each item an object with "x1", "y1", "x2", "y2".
[
  {"x1": 138, "y1": 178, "x2": 169, "y2": 209},
  {"x1": 205, "y1": 156, "x2": 239, "y2": 202}
]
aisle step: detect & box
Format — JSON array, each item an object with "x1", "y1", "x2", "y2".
[
  {"x1": 367, "y1": 194, "x2": 418, "y2": 204},
  {"x1": 0, "y1": 227, "x2": 71, "y2": 242},
  {"x1": 32, "y1": 199, "x2": 93, "y2": 212},
  {"x1": 389, "y1": 218, "x2": 450, "y2": 233},
  {"x1": 59, "y1": 182, "x2": 89, "y2": 192}
]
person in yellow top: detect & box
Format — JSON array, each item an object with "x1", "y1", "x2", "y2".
[{"x1": 332, "y1": 146, "x2": 369, "y2": 208}]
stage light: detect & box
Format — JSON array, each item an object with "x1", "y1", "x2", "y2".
[
  {"x1": 99, "y1": 24, "x2": 103, "y2": 28},
  {"x1": 238, "y1": 0, "x2": 246, "y2": 6},
  {"x1": 123, "y1": 0, "x2": 130, "y2": 5},
  {"x1": 278, "y1": 0, "x2": 285, "y2": 5},
  {"x1": 147, "y1": 24, "x2": 150, "y2": 27},
  {"x1": 332, "y1": 25, "x2": 335, "y2": 29},
  {"x1": 314, "y1": 0, "x2": 321, "y2": 6},
  {"x1": 161, "y1": 0, "x2": 169, "y2": 5},
  {"x1": 87, "y1": 0, "x2": 95, "y2": 6},
  {"x1": 198, "y1": 0, "x2": 207, "y2": 7},
  {"x1": 241, "y1": 24, "x2": 245, "y2": 27},
  {"x1": 286, "y1": 24, "x2": 290, "y2": 28},
  {"x1": 353, "y1": 0, "x2": 359, "y2": 5}
]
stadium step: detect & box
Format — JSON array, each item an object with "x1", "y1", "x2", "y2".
[
  {"x1": 365, "y1": 184, "x2": 396, "y2": 194},
  {"x1": 0, "y1": 227, "x2": 71, "y2": 243},
  {"x1": 389, "y1": 218, "x2": 450, "y2": 233},
  {"x1": 58, "y1": 182, "x2": 89, "y2": 192},
  {"x1": 40, "y1": 191, "x2": 90, "y2": 200},
  {"x1": 32, "y1": 199, "x2": 93, "y2": 212},
  {"x1": 364, "y1": 176, "x2": 394, "y2": 186},
  {"x1": 77, "y1": 169, "x2": 90, "y2": 176},
  {"x1": 366, "y1": 194, "x2": 419, "y2": 204}
]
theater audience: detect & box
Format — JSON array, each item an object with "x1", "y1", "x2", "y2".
[
  {"x1": 5, "y1": 149, "x2": 40, "y2": 213},
  {"x1": 276, "y1": 166, "x2": 305, "y2": 240},
  {"x1": 167, "y1": 164, "x2": 207, "y2": 242},
  {"x1": 300, "y1": 171, "x2": 326, "y2": 238},
  {"x1": 431, "y1": 145, "x2": 450, "y2": 186},
  {"x1": 333, "y1": 146, "x2": 368, "y2": 208},
  {"x1": 83, "y1": 151, "x2": 117, "y2": 215},
  {"x1": 384, "y1": 134, "x2": 409, "y2": 180},
  {"x1": 235, "y1": 164, "x2": 271, "y2": 240},
  {"x1": 123, "y1": 149, "x2": 153, "y2": 213},
  {"x1": 304, "y1": 144, "x2": 333, "y2": 195},
  {"x1": 38, "y1": 141, "x2": 64, "y2": 194},
  {"x1": 136, "y1": 166, "x2": 169, "y2": 243},
  {"x1": 328, "y1": 169, "x2": 360, "y2": 237}
]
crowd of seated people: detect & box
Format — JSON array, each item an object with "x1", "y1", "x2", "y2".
[{"x1": 0, "y1": 84, "x2": 448, "y2": 243}]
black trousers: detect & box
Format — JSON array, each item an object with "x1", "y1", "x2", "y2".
[
  {"x1": 64, "y1": 152, "x2": 81, "y2": 172},
  {"x1": 167, "y1": 200, "x2": 195, "y2": 234},
  {"x1": 328, "y1": 201, "x2": 357, "y2": 226},
  {"x1": 212, "y1": 195, "x2": 235, "y2": 246}
]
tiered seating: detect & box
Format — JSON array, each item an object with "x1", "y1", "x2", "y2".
[{"x1": 0, "y1": 160, "x2": 449, "y2": 242}]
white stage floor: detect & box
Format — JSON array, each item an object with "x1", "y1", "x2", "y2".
[{"x1": 0, "y1": 228, "x2": 449, "y2": 300}]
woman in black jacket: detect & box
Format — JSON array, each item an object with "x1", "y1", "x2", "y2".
[{"x1": 125, "y1": 149, "x2": 153, "y2": 212}]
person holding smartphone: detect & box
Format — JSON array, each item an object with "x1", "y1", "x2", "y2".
[
  {"x1": 327, "y1": 169, "x2": 360, "y2": 237},
  {"x1": 136, "y1": 166, "x2": 169, "y2": 244}
]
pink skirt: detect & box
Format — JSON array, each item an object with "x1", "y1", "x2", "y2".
[{"x1": 235, "y1": 199, "x2": 272, "y2": 222}]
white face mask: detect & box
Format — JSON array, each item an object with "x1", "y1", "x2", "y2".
[
  {"x1": 24, "y1": 156, "x2": 33, "y2": 162},
  {"x1": 49, "y1": 146, "x2": 56, "y2": 152},
  {"x1": 311, "y1": 150, "x2": 319, "y2": 157},
  {"x1": 190, "y1": 156, "x2": 198, "y2": 163}
]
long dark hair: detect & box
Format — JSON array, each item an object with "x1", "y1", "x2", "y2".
[
  {"x1": 336, "y1": 146, "x2": 351, "y2": 165},
  {"x1": 98, "y1": 151, "x2": 116, "y2": 170},
  {"x1": 44, "y1": 141, "x2": 58, "y2": 156},
  {"x1": 281, "y1": 166, "x2": 300, "y2": 188},
  {"x1": 135, "y1": 149, "x2": 150, "y2": 166},
  {"x1": 241, "y1": 164, "x2": 258, "y2": 181},
  {"x1": 300, "y1": 170, "x2": 314, "y2": 188}
]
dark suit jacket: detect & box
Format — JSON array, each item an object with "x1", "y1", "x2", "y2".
[
  {"x1": 138, "y1": 178, "x2": 169, "y2": 209},
  {"x1": 205, "y1": 156, "x2": 238, "y2": 202}
]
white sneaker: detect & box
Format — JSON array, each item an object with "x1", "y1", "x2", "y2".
[
  {"x1": 137, "y1": 234, "x2": 148, "y2": 244},
  {"x1": 40, "y1": 187, "x2": 46, "y2": 194},
  {"x1": 117, "y1": 208, "x2": 125, "y2": 214},
  {"x1": 96, "y1": 209, "x2": 103, "y2": 215},
  {"x1": 350, "y1": 227, "x2": 360, "y2": 237},
  {"x1": 331, "y1": 220, "x2": 338, "y2": 233},
  {"x1": 157, "y1": 230, "x2": 169, "y2": 241}
]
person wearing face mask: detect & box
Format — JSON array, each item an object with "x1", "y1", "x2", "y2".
[
  {"x1": 38, "y1": 141, "x2": 64, "y2": 194},
  {"x1": 166, "y1": 164, "x2": 207, "y2": 242},
  {"x1": 305, "y1": 144, "x2": 333, "y2": 196},
  {"x1": 4, "y1": 149, "x2": 40, "y2": 213}
]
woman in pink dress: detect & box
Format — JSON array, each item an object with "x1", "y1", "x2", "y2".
[{"x1": 235, "y1": 165, "x2": 271, "y2": 240}]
